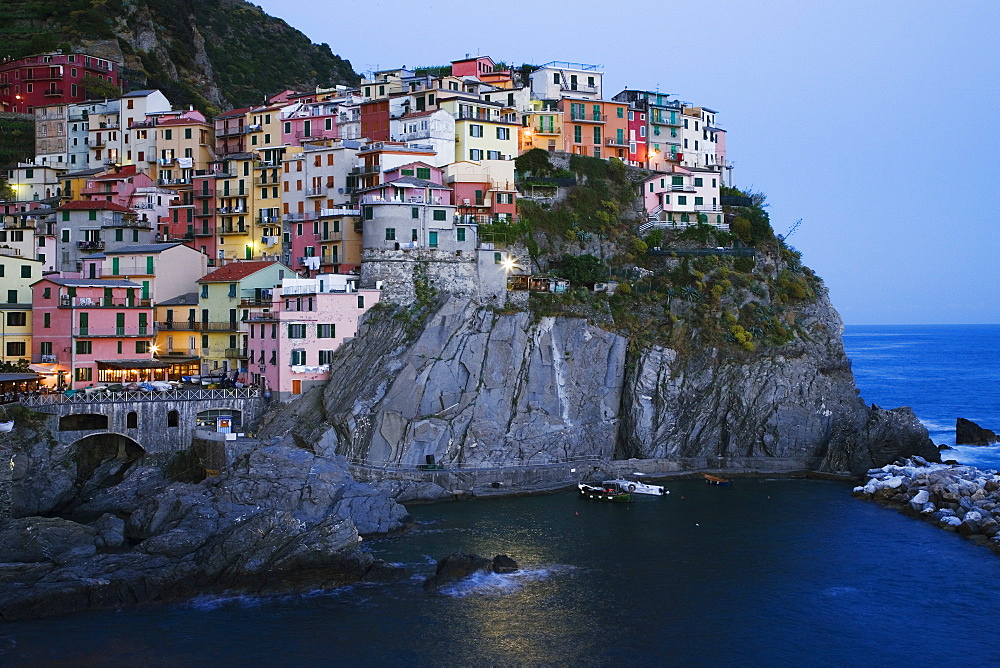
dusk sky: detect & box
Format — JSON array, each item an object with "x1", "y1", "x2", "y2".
[{"x1": 255, "y1": 0, "x2": 998, "y2": 324}]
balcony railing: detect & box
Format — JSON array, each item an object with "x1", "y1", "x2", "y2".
[
  {"x1": 216, "y1": 126, "x2": 245, "y2": 137},
  {"x1": 73, "y1": 327, "x2": 156, "y2": 337},
  {"x1": 77, "y1": 240, "x2": 105, "y2": 250},
  {"x1": 284, "y1": 211, "x2": 317, "y2": 222},
  {"x1": 225, "y1": 348, "x2": 248, "y2": 358},
  {"x1": 321, "y1": 207, "x2": 360, "y2": 217},
  {"x1": 43, "y1": 88, "x2": 64, "y2": 97},
  {"x1": 60, "y1": 296, "x2": 153, "y2": 308},
  {"x1": 533, "y1": 126, "x2": 560, "y2": 135},
  {"x1": 217, "y1": 225, "x2": 247, "y2": 235},
  {"x1": 606, "y1": 136, "x2": 629, "y2": 147},
  {"x1": 21, "y1": 386, "x2": 261, "y2": 406},
  {"x1": 257, "y1": 215, "x2": 280, "y2": 225},
  {"x1": 216, "y1": 206, "x2": 247, "y2": 215},
  {"x1": 299, "y1": 255, "x2": 340, "y2": 266},
  {"x1": 305, "y1": 187, "x2": 326, "y2": 197},
  {"x1": 568, "y1": 112, "x2": 606, "y2": 122},
  {"x1": 193, "y1": 188, "x2": 215, "y2": 198},
  {"x1": 156, "y1": 321, "x2": 239, "y2": 331}
]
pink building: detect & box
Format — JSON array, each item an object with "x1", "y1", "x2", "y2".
[
  {"x1": 78, "y1": 165, "x2": 155, "y2": 208},
  {"x1": 280, "y1": 100, "x2": 341, "y2": 147},
  {"x1": 641, "y1": 166, "x2": 724, "y2": 230},
  {"x1": 244, "y1": 274, "x2": 380, "y2": 400},
  {"x1": 31, "y1": 277, "x2": 158, "y2": 389}
]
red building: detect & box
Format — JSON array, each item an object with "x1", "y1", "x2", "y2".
[
  {"x1": 360, "y1": 99, "x2": 390, "y2": 142},
  {"x1": 0, "y1": 52, "x2": 124, "y2": 114}
]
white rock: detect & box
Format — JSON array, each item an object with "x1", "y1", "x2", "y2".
[
  {"x1": 941, "y1": 516, "x2": 962, "y2": 527},
  {"x1": 911, "y1": 490, "x2": 930, "y2": 505}
]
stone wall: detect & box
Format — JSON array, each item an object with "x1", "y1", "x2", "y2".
[{"x1": 360, "y1": 247, "x2": 512, "y2": 306}]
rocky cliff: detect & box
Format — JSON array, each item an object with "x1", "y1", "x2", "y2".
[{"x1": 259, "y1": 285, "x2": 938, "y2": 484}]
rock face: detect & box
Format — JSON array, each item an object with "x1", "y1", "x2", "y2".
[
  {"x1": 261, "y1": 293, "x2": 937, "y2": 478},
  {"x1": 0, "y1": 439, "x2": 411, "y2": 621},
  {"x1": 956, "y1": 418, "x2": 998, "y2": 446}
]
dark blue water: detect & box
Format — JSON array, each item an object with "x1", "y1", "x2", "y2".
[
  {"x1": 843, "y1": 324, "x2": 1000, "y2": 467},
  {"x1": 4, "y1": 325, "x2": 1000, "y2": 665}
]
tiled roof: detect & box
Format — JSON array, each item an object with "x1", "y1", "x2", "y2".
[
  {"x1": 215, "y1": 107, "x2": 251, "y2": 120},
  {"x1": 58, "y1": 200, "x2": 135, "y2": 213},
  {"x1": 198, "y1": 261, "x2": 283, "y2": 283},
  {"x1": 157, "y1": 292, "x2": 199, "y2": 306},
  {"x1": 157, "y1": 117, "x2": 208, "y2": 126},
  {"x1": 39, "y1": 278, "x2": 142, "y2": 288},
  {"x1": 362, "y1": 176, "x2": 452, "y2": 192},
  {"x1": 93, "y1": 165, "x2": 138, "y2": 180}
]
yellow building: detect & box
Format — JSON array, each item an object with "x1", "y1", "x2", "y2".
[
  {"x1": 439, "y1": 95, "x2": 519, "y2": 163},
  {"x1": 519, "y1": 99, "x2": 563, "y2": 153},
  {"x1": 153, "y1": 112, "x2": 216, "y2": 181},
  {"x1": 0, "y1": 254, "x2": 43, "y2": 364}
]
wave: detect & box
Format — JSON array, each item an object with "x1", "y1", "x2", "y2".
[
  {"x1": 919, "y1": 419, "x2": 954, "y2": 434},
  {"x1": 187, "y1": 593, "x2": 265, "y2": 611},
  {"x1": 438, "y1": 565, "x2": 576, "y2": 598},
  {"x1": 941, "y1": 445, "x2": 1000, "y2": 470}
]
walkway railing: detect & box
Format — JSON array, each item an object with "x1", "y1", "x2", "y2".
[
  {"x1": 347, "y1": 454, "x2": 603, "y2": 472},
  {"x1": 21, "y1": 386, "x2": 261, "y2": 406}
]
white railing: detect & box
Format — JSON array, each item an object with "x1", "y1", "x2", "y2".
[
  {"x1": 347, "y1": 454, "x2": 603, "y2": 472},
  {"x1": 21, "y1": 386, "x2": 261, "y2": 406}
]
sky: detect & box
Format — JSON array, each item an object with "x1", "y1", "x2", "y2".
[{"x1": 253, "y1": 0, "x2": 999, "y2": 324}]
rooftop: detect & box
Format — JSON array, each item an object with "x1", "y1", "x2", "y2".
[
  {"x1": 158, "y1": 292, "x2": 199, "y2": 306},
  {"x1": 198, "y1": 260, "x2": 283, "y2": 283},
  {"x1": 103, "y1": 243, "x2": 184, "y2": 255},
  {"x1": 58, "y1": 201, "x2": 135, "y2": 213},
  {"x1": 37, "y1": 278, "x2": 142, "y2": 288}
]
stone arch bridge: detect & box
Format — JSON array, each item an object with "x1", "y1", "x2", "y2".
[{"x1": 21, "y1": 387, "x2": 267, "y2": 465}]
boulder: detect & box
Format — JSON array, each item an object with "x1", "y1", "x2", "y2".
[
  {"x1": 422, "y1": 551, "x2": 520, "y2": 590},
  {"x1": 956, "y1": 418, "x2": 998, "y2": 446}
]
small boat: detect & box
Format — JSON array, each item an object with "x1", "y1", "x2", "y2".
[
  {"x1": 704, "y1": 474, "x2": 732, "y2": 486},
  {"x1": 578, "y1": 482, "x2": 633, "y2": 503},
  {"x1": 0, "y1": 420, "x2": 12, "y2": 432},
  {"x1": 602, "y1": 477, "x2": 668, "y2": 496}
]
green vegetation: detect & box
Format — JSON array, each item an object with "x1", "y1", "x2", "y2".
[
  {"x1": 0, "y1": 114, "x2": 35, "y2": 170},
  {"x1": 413, "y1": 65, "x2": 452, "y2": 78},
  {"x1": 0, "y1": 0, "x2": 359, "y2": 114},
  {"x1": 81, "y1": 73, "x2": 120, "y2": 100},
  {"x1": 552, "y1": 254, "x2": 609, "y2": 285}
]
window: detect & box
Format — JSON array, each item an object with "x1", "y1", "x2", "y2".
[
  {"x1": 411, "y1": 207, "x2": 419, "y2": 219},
  {"x1": 318, "y1": 350, "x2": 335, "y2": 365},
  {"x1": 115, "y1": 228, "x2": 123, "y2": 241},
  {"x1": 494, "y1": 252, "x2": 502, "y2": 264},
  {"x1": 136, "y1": 341, "x2": 149, "y2": 353},
  {"x1": 5, "y1": 342, "x2": 25, "y2": 357},
  {"x1": 288, "y1": 324, "x2": 306, "y2": 338},
  {"x1": 76, "y1": 341, "x2": 92, "y2": 354},
  {"x1": 357, "y1": 295, "x2": 365, "y2": 308},
  {"x1": 639, "y1": 126, "x2": 646, "y2": 138},
  {"x1": 416, "y1": 167, "x2": 431, "y2": 180},
  {"x1": 574, "y1": 125, "x2": 582, "y2": 143},
  {"x1": 469, "y1": 124, "x2": 483, "y2": 138},
  {"x1": 469, "y1": 149, "x2": 483, "y2": 161},
  {"x1": 487, "y1": 150, "x2": 501, "y2": 160},
  {"x1": 457, "y1": 228, "x2": 466, "y2": 242},
  {"x1": 496, "y1": 127, "x2": 509, "y2": 140},
  {"x1": 167, "y1": 410, "x2": 179, "y2": 428},
  {"x1": 43, "y1": 312, "x2": 50, "y2": 328},
  {"x1": 677, "y1": 196, "x2": 687, "y2": 205},
  {"x1": 695, "y1": 197, "x2": 704, "y2": 206},
  {"x1": 62, "y1": 229, "x2": 69, "y2": 241},
  {"x1": 428, "y1": 231, "x2": 438, "y2": 248},
  {"x1": 75, "y1": 367, "x2": 92, "y2": 382},
  {"x1": 364, "y1": 206, "x2": 373, "y2": 220},
  {"x1": 317, "y1": 323, "x2": 335, "y2": 338},
  {"x1": 593, "y1": 127, "x2": 601, "y2": 144},
  {"x1": 385, "y1": 228, "x2": 396, "y2": 241},
  {"x1": 617, "y1": 107, "x2": 624, "y2": 118},
  {"x1": 694, "y1": 177, "x2": 703, "y2": 187},
  {"x1": 200, "y1": 284, "x2": 208, "y2": 298},
  {"x1": 20, "y1": 265, "x2": 30, "y2": 278},
  {"x1": 412, "y1": 229, "x2": 418, "y2": 241},
  {"x1": 432, "y1": 210, "x2": 447, "y2": 221},
  {"x1": 40, "y1": 341, "x2": 52, "y2": 355},
  {"x1": 6, "y1": 312, "x2": 26, "y2": 326},
  {"x1": 6, "y1": 290, "x2": 16, "y2": 304},
  {"x1": 164, "y1": 129, "x2": 172, "y2": 140}
]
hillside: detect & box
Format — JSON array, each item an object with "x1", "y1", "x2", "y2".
[{"x1": 0, "y1": 0, "x2": 358, "y2": 115}]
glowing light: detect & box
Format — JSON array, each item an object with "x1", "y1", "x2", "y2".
[{"x1": 501, "y1": 256, "x2": 517, "y2": 272}]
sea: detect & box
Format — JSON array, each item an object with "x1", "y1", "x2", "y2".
[{"x1": 2, "y1": 325, "x2": 999, "y2": 666}]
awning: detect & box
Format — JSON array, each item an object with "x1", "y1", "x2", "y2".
[
  {"x1": 0, "y1": 372, "x2": 41, "y2": 382},
  {"x1": 96, "y1": 359, "x2": 172, "y2": 370}
]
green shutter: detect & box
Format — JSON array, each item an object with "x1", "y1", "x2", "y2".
[
  {"x1": 146, "y1": 256, "x2": 154, "y2": 274},
  {"x1": 112, "y1": 257, "x2": 119, "y2": 274}
]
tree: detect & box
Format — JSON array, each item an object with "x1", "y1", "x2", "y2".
[
  {"x1": 554, "y1": 254, "x2": 609, "y2": 286},
  {"x1": 0, "y1": 178, "x2": 15, "y2": 202},
  {"x1": 514, "y1": 148, "x2": 554, "y2": 178},
  {"x1": 82, "y1": 74, "x2": 121, "y2": 101}
]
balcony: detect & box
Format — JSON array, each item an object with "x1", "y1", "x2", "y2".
[
  {"x1": 216, "y1": 206, "x2": 247, "y2": 215},
  {"x1": 60, "y1": 296, "x2": 153, "y2": 308},
  {"x1": 216, "y1": 126, "x2": 245, "y2": 137},
  {"x1": 217, "y1": 225, "x2": 247, "y2": 235},
  {"x1": 305, "y1": 186, "x2": 326, "y2": 197},
  {"x1": 568, "y1": 112, "x2": 606, "y2": 123},
  {"x1": 533, "y1": 126, "x2": 560, "y2": 135},
  {"x1": 77, "y1": 240, "x2": 105, "y2": 251},
  {"x1": 284, "y1": 211, "x2": 317, "y2": 222},
  {"x1": 321, "y1": 207, "x2": 360, "y2": 217},
  {"x1": 295, "y1": 130, "x2": 325, "y2": 140},
  {"x1": 254, "y1": 160, "x2": 279, "y2": 169},
  {"x1": 90, "y1": 138, "x2": 106, "y2": 147},
  {"x1": 80, "y1": 185, "x2": 115, "y2": 196},
  {"x1": 606, "y1": 136, "x2": 629, "y2": 147},
  {"x1": 131, "y1": 120, "x2": 156, "y2": 129},
  {"x1": 650, "y1": 114, "x2": 681, "y2": 127},
  {"x1": 193, "y1": 188, "x2": 215, "y2": 198},
  {"x1": 98, "y1": 121, "x2": 119, "y2": 130},
  {"x1": 246, "y1": 124, "x2": 263, "y2": 133},
  {"x1": 24, "y1": 72, "x2": 60, "y2": 81},
  {"x1": 256, "y1": 214, "x2": 280, "y2": 225},
  {"x1": 33, "y1": 354, "x2": 58, "y2": 363},
  {"x1": 43, "y1": 88, "x2": 64, "y2": 97},
  {"x1": 316, "y1": 229, "x2": 344, "y2": 242},
  {"x1": 157, "y1": 178, "x2": 191, "y2": 187},
  {"x1": 193, "y1": 226, "x2": 214, "y2": 236},
  {"x1": 156, "y1": 321, "x2": 238, "y2": 332},
  {"x1": 73, "y1": 327, "x2": 156, "y2": 338},
  {"x1": 225, "y1": 348, "x2": 248, "y2": 359}
]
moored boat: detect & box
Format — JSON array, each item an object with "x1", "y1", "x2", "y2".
[
  {"x1": 602, "y1": 478, "x2": 668, "y2": 496},
  {"x1": 578, "y1": 482, "x2": 633, "y2": 503},
  {"x1": 704, "y1": 474, "x2": 731, "y2": 486}
]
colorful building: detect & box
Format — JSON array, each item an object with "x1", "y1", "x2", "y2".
[
  {"x1": 0, "y1": 52, "x2": 124, "y2": 114},
  {"x1": 642, "y1": 166, "x2": 725, "y2": 230},
  {"x1": 55, "y1": 200, "x2": 156, "y2": 274},
  {"x1": 195, "y1": 260, "x2": 292, "y2": 375},
  {"x1": 30, "y1": 277, "x2": 157, "y2": 389},
  {"x1": 0, "y1": 254, "x2": 43, "y2": 365},
  {"x1": 244, "y1": 274, "x2": 380, "y2": 400}
]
